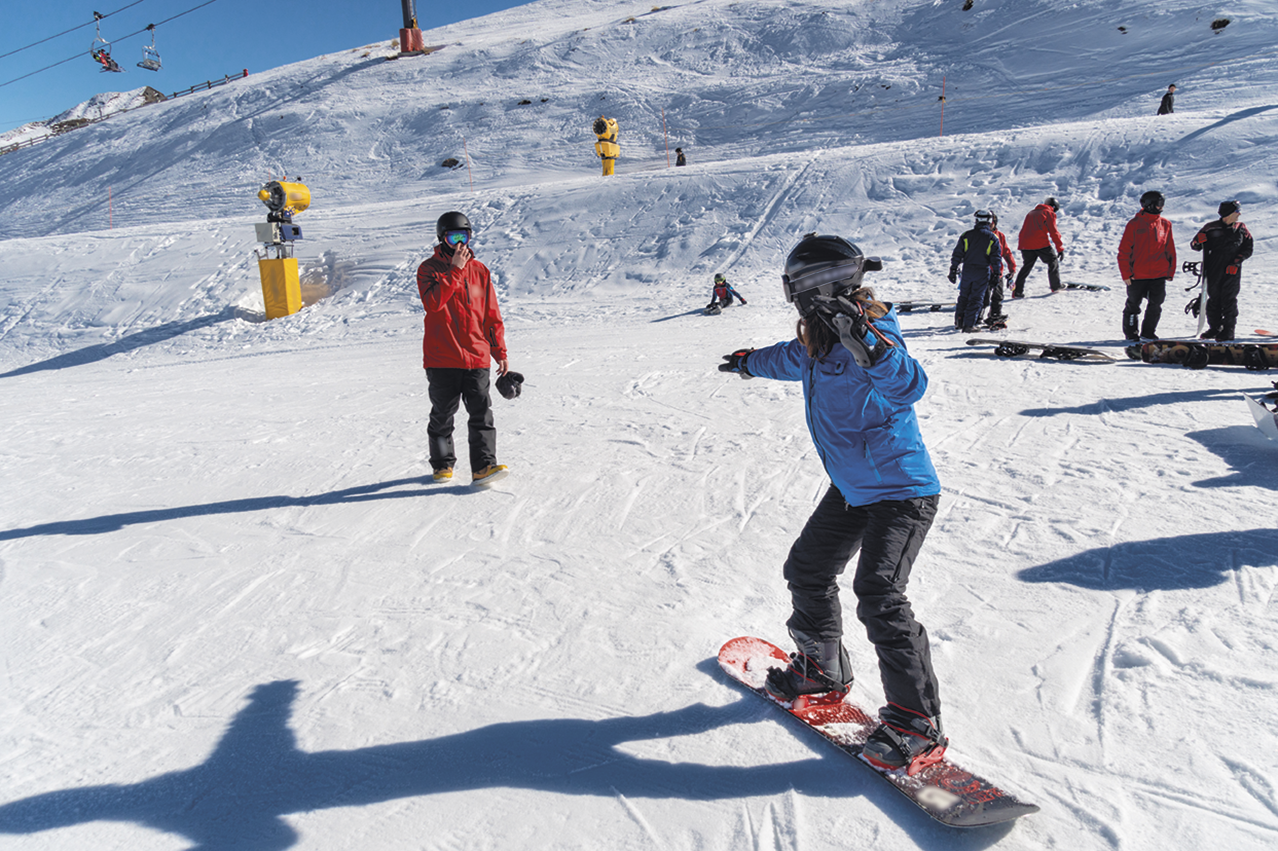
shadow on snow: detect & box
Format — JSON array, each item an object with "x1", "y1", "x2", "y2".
[
  {"x1": 0, "y1": 477, "x2": 475, "y2": 541},
  {"x1": 0, "y1": 307, "x2": 246, "y2": 379},
  {"x1": 0, "y1": 672, "x2": 1014, "y2": 850},
  {"x1": 1018, "y1": 528, "x2": 1278, "y2": 591}
]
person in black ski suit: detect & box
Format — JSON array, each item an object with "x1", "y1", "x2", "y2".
[
  {"x1": 706, "y1": 273, "x2": 747, "y2": 311},
  {"x1": 675, "y1": 147, "x2": 687, "y2": 167},
  {"x1": 1157, "y1": 84, "x2": 1176, "y2": 115},
  {"x1": 1191, "y1": 200, "x2": 1253, "y2": 341},
  {"x1": 948, "y1": 210, "x2": 1003, "y2": 332},
  {"x1": 717, "y1": 233, "x2": 948, "y2": 775}
]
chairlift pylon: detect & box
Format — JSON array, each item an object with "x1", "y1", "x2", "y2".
[
  {"x1": 137, "y1": 24, "x2": 161, "y2": 71},
  {"x1": 90, "y1": 11, "x2": 123, "y2": 73}
]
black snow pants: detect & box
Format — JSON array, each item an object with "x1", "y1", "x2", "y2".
[
  {"x1": 1012, "y1": 247, "x2": 1061, "y2": 295},
  {"x1": 426, "y1": 367, "x2": 497, "y2": 473},
  {"x1": 1204, "y1": 272, "x2": 1242, "y2": 336},
  {"x1": 782, "y1": 486, "x2": 942, "y2": 717},
  {"x1": 1122, "y1": 278, "x2": 1167, "y2": 340}
]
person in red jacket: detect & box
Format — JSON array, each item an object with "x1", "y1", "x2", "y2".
[
  {"x1": 416, "y1": 211, "x2": 510, "y2": 484},
  {"x1": 1011, "y1": 198, "x2": 1065, "y2": 297},
  {"x1": 1117, "y1": 191, "x2": 1177, "y2": 341}
]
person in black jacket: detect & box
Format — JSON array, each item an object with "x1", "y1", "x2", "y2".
[
  {"x1": 948, "y1": 210, "x2": 1003, "y2": 332},
  {"x1": 1191, "y1": 200, "x2": 1253, "y2": 341},
  {"x1": 1157, "y1": 84, "x2": 1176, "y2": 115}
]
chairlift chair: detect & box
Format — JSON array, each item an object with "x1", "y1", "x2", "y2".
[
  {"x1": 137, "y1": 24, "x2": 161, "y2": 71},
  {"x1": 90, "y1": 12, "x2": 123, "y2": 72}
]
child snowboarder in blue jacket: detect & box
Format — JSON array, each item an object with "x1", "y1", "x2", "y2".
[
  {"x1": 718, "y1": 233, "x2": 947, "y2": 776},
  {"x1": 706, "y1": 273, "x2": 747, "y2": 313}
]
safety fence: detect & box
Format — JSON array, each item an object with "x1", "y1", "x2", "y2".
[{"x1": 0, "y1": 70, "x2": 247, "y2": 157}]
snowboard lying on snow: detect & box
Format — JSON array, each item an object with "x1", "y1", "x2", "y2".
[
  {"x1": 966, "y1": 338, "x2": 1115, "y2": 362},
  {"x1": 1126, "y1": 340, "x2": 1278, "y2": 370},
  {"x1": 717, "y1": 636, "x2": 1041, "y2": 829},
  {"x1": 1246, "y1": 395, "x2": 1278, "y2": 441}
]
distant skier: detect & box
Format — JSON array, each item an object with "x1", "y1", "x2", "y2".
[
  {"x1": 675, "y1": 147, "x2": 687, "y2": 167},
  {"x1": 1191, "y1": 200, "x2": 1253, "y2": 341},
  {"x1": 416, "y1": 211, "x2": 511, "y2": 484},
  {"x1": 706, "y1": 273, "x2": 747, "y2": 313},
  {"x1": 1157, "y1": 84, "x2": 1176, "y2": 115},
  {"x1": 1010, "y1": 198, "x2": 1065, "y2": 297},
  {"x1": 948, "y1": 210, "x2": 1003, "y2": 332},
  {"x1": 717, "y1": 233, "x2": 948, "y2": 775},
  {"x1": 1117, "y1": 191, "x2": 1176, "y2": 341}
]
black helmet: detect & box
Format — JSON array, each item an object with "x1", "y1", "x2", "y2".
[
  {"x1": 781, "y1": 233, "x2": 882, "y2": 317},
  {"x1": 974, "y1": 209, "x2": 994, "y2": 225},
  {"x1": 1140, "y1": 191, "x2": 1165, "y2": 214},
  {"x1": 436, "y1": 211, "x2": 473, "y2": 244}
]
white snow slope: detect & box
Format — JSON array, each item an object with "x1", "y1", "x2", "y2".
[{"x1": 2, "y1": 1, "x2": 1277, "y2": 849}]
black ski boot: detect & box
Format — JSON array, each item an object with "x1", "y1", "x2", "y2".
[
  {"x1": 763, "y1": 628, "x2": 853, "y2": 704},
  {"x1": 861, "y1": 704, "x2": 948, "y2": 776}
]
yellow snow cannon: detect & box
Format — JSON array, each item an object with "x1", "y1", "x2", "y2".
[{"x1": 593, "y1": 116, "x2": 619, "y2": 176}]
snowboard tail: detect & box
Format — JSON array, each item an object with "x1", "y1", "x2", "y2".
[{"x1": 717, "y1": 637, "x2": 1040, "y2": 829}]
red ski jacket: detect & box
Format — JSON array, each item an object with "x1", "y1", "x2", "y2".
[
  {"x1": 1117, "y1": 211, "x2": 1176, "y2": 281},
  {"x1": 995, "y1": 230, "x2": 1017, "y2": 274},
  {"x1": 416, "y1": 245, "x2": 507, "y2": 370},
  {"x1": 1017, "y1": 204, "x2": 1064, "y2": 253}
]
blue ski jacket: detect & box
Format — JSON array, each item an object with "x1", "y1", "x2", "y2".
[{"x1": 744, "y1": 307, "x2": 940, "y2": 507}]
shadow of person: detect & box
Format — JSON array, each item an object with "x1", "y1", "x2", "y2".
[
  {"x1": 0, "y1": 676, "x2": 1018, "y2": 849},
  {"x1": 1018, "y1": 528, "x2": 1278, "y2": 591}
]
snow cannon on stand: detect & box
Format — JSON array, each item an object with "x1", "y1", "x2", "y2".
[
  {"x1": 593, "y1": 116, "x2": 619, "y2": 176},
  {"x1": 254, "y1": 180, "x2": 310, "y2": 320}
]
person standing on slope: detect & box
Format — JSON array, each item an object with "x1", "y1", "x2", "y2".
[
  {"x1": 948, "y1": 210, "x2": 1003, "y2": 332},
  {"x1": 717, "y1": 233, "x2": 947, "y2": 775},
  {"x1": 416, "y1": 211, "x2": 511, "y2": 484},
  {"x1": 1117, "y1": 191, "x2": 1177, "y2": 342},
  {"x1": 1010, "y1": 198, "x2": 1065, "y2": 297},
  {"x1": 1157, "y1": 84, "x2": 1176, "y2": 116},
  {"x1": 1190, "y1": 200, "x2": 1253, "y2": 341}
]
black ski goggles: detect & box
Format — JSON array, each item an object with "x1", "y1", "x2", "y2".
[{"x1": 781, "y1": 257, "x2": 882, "y2": 304}]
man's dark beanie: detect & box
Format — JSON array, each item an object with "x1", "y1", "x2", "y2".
[{"x1": 1218, "y1": 200, "x2": 1240, "y2": 217}]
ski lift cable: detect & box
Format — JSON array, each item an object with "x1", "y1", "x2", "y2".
[
  {"x1": 0, "y1": 0, "x2": 150, "y2": 61},
  {"x1": 0, "y1": 0, "x2": 222, "y2": 90}
]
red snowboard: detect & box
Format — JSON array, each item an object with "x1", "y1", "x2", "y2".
[{"x1": 718, "y1": 636, "x2": 1040, "y2": 829}]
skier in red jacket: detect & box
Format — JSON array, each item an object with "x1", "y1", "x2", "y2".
[
  {"x1": 416, "y1": 211, "x2": 510, "y2": 484},
  {"x1": 1117, "y1": 191, "x2": 1177, "y2": 341},
  {"x1": 1011, "y1": 198, "x2": 1065, "y2": 297}
]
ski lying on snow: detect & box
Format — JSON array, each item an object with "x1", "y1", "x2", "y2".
[
  {"x1": 1061, "y1": 281, "x2": 1111, "y2": 291},
  {"x1": 718, "y1": 637, "x2": 1041, "y2": 829},
  {"x1": 965, "y1": 338, "x2": 1115, "y2": 362}
]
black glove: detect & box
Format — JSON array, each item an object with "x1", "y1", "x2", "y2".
[
  {"x1": 496, "y1": 371, "x2": 525, "y2": 399},
  {"x1": 948, "y1": 268, "x2": 958, "y2": 284},
  {"x1": 1057, "y1": 248, "x2": 1066, "y2": 260},
  {"x1": 719, "y1": 348, "x2": 755, "y2": 378}
]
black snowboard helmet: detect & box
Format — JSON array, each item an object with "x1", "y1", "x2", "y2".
[
  {"x1": 974, "y1": 209, "x2": 994, "y2": 226},
  {"x1": 436, "y1": 211, "x2": 473, "y2": 249},
  {"x1": 1140, "y1": 191, "x2": 1165, "y2": 214},
  {"x1": 781, "y1": 233, "x2": 882, "y2": 317}
]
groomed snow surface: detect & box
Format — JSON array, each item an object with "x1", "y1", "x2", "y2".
[{"x1": 1, "y1": 1, "x2": 1276, "y2": 848}]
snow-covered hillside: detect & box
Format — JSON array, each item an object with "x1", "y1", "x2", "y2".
[{"x1": 2, "y1": 1, "x2": 1277, "y2": 849}]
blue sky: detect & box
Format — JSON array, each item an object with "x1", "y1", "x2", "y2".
[{"x1": 0, "y1": 0, "x2": 529, "y2": 135}]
